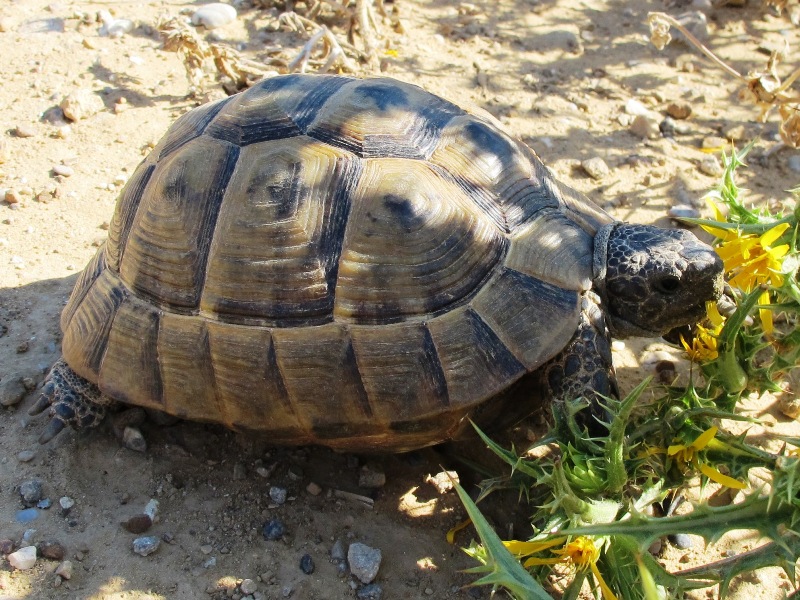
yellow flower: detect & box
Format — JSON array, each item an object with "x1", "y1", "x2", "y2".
[
  {"x1": 681, "y1": 301, "x2": 724, "y2": 362},
  {"x1": 702, "y1": 200, "x2": 790, "y2": 334},
  {"x1": 504, "y1": 536, "x2": 618, "y2": 600},
  {"x1": 667, "y1": 426, "x2": 747, "y2": 489}
]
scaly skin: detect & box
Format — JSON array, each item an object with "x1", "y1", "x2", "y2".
[{"x1": 28, "y1": 358, "x2": 116, "y2": 443}]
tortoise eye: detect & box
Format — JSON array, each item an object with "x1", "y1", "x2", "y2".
[{"x1": 655, "y1": 275, "x2": 681, "y2": 294}]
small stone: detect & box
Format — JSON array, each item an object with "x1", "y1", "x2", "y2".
[
  {"x1": 357, "y1": 583, "x2": 384, "y2": 600},
  {"x1": 14, "y1": 124, "x2": 37, "y2": 138},
  {"x1": 132, "y1": 536, "x2": 160, "y2": 556},
  {"x1": 624, "y1": 99, "x2": 652, "y2": 117},
  {"x1": 675, "y1": 11, "x2": 708, "y2": 42},
  {"x1": 262, "y1": 518, "x2": 286, "y2": 541},
  {"x1": 203, "y1": 556, "x2": 216, "y2": 568},
  {"x1": 19, "y1": 479, "x2": 44, "y2": 506},
  {"x1": 122, "y1": 514, "x2": 153, "y2": 534},
  {"x1": 200, "y1": 544, "x2": 214, "y2": 554},
  {"x1": 348, "y1": 543, "x2": 382, "y2": 584},
  {"x1": 787, "y1": 155, "x2": 800, "y2": 174},
  {"x1": 122, "y1": 426, "x2": 147, "y2": 452},
  {"x1": 701, "y1": 135, "x2": 727, "y2": 150},
  {"x1": 666, "y1": 102, "x2": 692, "y2": 120},
  {"x1": 778, "y1": 394, "x2": 800, "y2": 419},
  {"x1": 648, "y1": 539, "x2": 663, "y2": 555},
  {"x1": 55, "y1": 560, "x2": 73, "y2": 580},
  {"x1": 37, "y1": 498, "x2": 51, "y2": 509},
  {"x1": 59, "y1": 496, "x2": 75, "y2": 515},
  {"x1": 0, "y1": 539, "x2": 13, "y2": 554},
  {"x1": 358, "y1": 465, "x2": 386, "y2": 489},
  {"x1": 330, "y1": 539, "x2": 346, "y2": 561},
  {"x1": 15, "y1": 508, "x2": 39, "y2": 523},
  {"x1": 629, "y1": 115, "x2": 660, "y2": 139},
  {"x1": 697, "y1": 155, "x2": 722, "y2": 177},
  {"x1": 52, "y1": 164, "x2": 74, "y2": 177},
  {"x1": 60, "y1": 89, "x2": 105, "y2": 122},
  {"x1": 668, "y1": 533, "x2": 694, "y2": 549},
  {"x1": 4, "y1": 189, "x2": 21, "y2": 204},
  {"x1": 424, "y1": 471, "x2": 459, "y2": 494},
  {"x1": 306, "y1": 481, "x2": 322, "y2": 496},
  {"x1": 654, "y1": 360, "x2": 677, "y2": 385},
  {"x1": 191, "y1": 3, "x2": 237, "y2": 29},
  {"x1": 668, "y1": 204, "x2": 700, "y2": 221},
  {"x1": 38, "y1": 541, "x2": 65, "y2": 560},
  {"x1": 0, "y1": 373, "x2": 26, "y2": 406},
  {"x1": 722, "y1": 124, "x2": 745, "y2": 141},
  {"x1": 240, "y1": 579, "x2": 257, "y2": 595},
  {"x1": 17, "y1": 450, "x2": 36, "y2": 463},
  {"x1": 580, "y1": 156, "x2": 609, "y2": 180},
  {"x1": 8, "y1": 546, "x2": 37, "y2": 570},
  {"x1": 660, "y1": 116, "x2": 693, "y2": 136},
  {"x1": 269, "y1": 486, "x2": 288, "y2": 505},
  {"x1": 300, "y1": 553, "x2": 315, "y2": 574}
]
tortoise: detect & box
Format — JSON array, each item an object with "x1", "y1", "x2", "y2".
[{"x1": 30, "y1": 74, "x2": 723, "y2": 452}]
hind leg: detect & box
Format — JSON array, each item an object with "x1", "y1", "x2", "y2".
[{"x1": 29, "y1": 358, "x2": 116, "y2": 443}]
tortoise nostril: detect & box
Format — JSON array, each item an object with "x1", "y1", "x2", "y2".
[{"x1": 655, "y1": 275, "x2": 681, "y2": 294}]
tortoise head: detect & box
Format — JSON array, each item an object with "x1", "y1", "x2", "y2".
[{"x1": 593, "y1": 223, "x2": 724, "y2": 338}]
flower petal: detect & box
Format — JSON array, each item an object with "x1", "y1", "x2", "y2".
[
  {"x1": 590, "y1": 561, "x2": 620, "y2": 600},
  {"x1": 691, "y1": 426, "x2": 718, "y2": 451},
  {"x1": 503, "y1": 538, "x2": 565, "y2": 557},
  {"x1": 698, "y1": 463, "x2": 747, "y2": 489},
  {"x1": 759, "y1": 222, "x2": 790, "y2": 248}
]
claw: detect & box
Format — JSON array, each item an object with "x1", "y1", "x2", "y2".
[
  {"x1": 39, "y1": 418, "x2": 66, "y2": 444},
  {"x1": 28, "y1": 392, "x2": 53, "y2": 416}
]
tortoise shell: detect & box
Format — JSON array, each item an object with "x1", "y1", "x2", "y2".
[{"x1": 59, "y1": 75, "x2": 614, "y2": 451}]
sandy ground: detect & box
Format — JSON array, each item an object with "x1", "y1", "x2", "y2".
[{"x1": 1, "y1": 0, "x2": 800, "y2": 598}]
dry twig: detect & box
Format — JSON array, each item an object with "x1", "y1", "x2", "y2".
[{"x1": 648, "y1": 11, "x2": 800, "y2": 147}]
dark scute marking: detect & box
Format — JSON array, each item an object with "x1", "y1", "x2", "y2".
[
  {"x1": 115, "y1": 163, "x2": 155, "y2": 266},
  {"x1": 342, "y1": 338, "x2": 372, "y2": 419},
  {"x1": 288, "y1": 75, "x2": 353, "y2": 132},
  {"x1": 356, "y1": 82, "x2": 409, "y2": 111},
  {"x1": 311, "y1": 421, "x2": 377, "y2": 440},
  {"x1": 265, "y1": 336, "x2": 293, "y2": 413},
  {"x1": 124, "y1": 302, "x2": 163, "y2": 407},
  {"x1": 191, "y1": 143, "x2": 241, "y2": 303},
  {"x1": 383, "y1": 194, "x2": 425, "y2": 233},
  {"x1": 61, "y1": 248, "x2": 107, "y2": 331},
  {"x1": 389, "y1": 413, "x2": 451, "y2": 435},
  {"x1": 465, "y1": 308, "x2": 526, "y2": 381},
  {"x1": 158, "y1": 98, "x2": 230, "y2": 159},
  {"x1": 464, "y1": 120, "x2": 516, "y2": 162},
  {"x1": 85, "y1": 282, "x2": 128, "y2": 375},
  {"x1": 421, "y1": 324, "x2": 450, "y2": 407},
  {"x1": 320, "y1": 158, "x2": 363, "y2": 298}
]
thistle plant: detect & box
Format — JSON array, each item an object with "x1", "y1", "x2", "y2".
[{"x1": 454, "y1": 146, "x2": 800, "y2": 599}]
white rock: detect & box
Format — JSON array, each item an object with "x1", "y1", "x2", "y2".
[
  {"x1": 8, "y1": 546, "x2": 37, "y2": 570},
  {"x1": 191, "y1": 3, "x2": 237, "y2": 29},
  {"x1": 347, "y1": 543, "x2": 382, "y2": 584},
  {"x1": 60, "y1": 89, "x2": 105, "y2": 122},
  {"x1": 624, "y1": 99, "x2": 652, "y2": 117}
]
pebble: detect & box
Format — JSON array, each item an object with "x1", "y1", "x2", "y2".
[
  {"x1": 19, "y1": 479, "x2": 44, "y2": 506},
  {"x1": 14, "y1": 124, "x2": 37, "y2": 138},
  {"x1": 330, "y1": 539, "x2": 346, "y2": 562},
  {"x1": 668, "y1": 533, "x2": 694, "y2": 549},
  {"x1": 262, "y1": 518, "x2": 286, "y2": 541},
  {"x1": 425, "y1": 471, "x2": 459, "y2": 494},
  {"x1": 624, "y1": 99, "x2": 652, "y2": 117},
  {"x1": 37, "y1": 498, "x2": 51, "y2": 509},
  {"x1": 132, "y1": 536, "x2": 161, "y2": 556},
  {"x1": 668, "y1": 204, "x2": 700, "y2": 220},
  {"x1": 4, "y1": 189, "x2": 21, "y2": 204},
  {"x1": 191, "y1": 3, "x2": 237, "y2": 29},
  {"x1": 55, "y1": 560, "x2": 73, "y2": 580},
  {"x1": 778, "y1": 394, "x2": 800, "y2": 419},
  {"x1": 0, "y1": 539, "x2": 13, "y2": 554},
  {"x1": 144, "y1": 499, "x2": 159, "y2": 522},
  {"x1": 17, "y1": 450, "x2": 35, "y2": 463},
  {"x1": 240, "y1": 579, "x2": 258, "y2": 595},
  {"x1": 666, "y1": 102, "x2": 692, "y2": 120},
  {"x1": 300, "y1": 553, "x2": 315, "y2": 574},
  {"x1": 788, "y1": 155, "x2": 800, "y2": 173},
  {"x1": 659, "y1": 116, "x2": 692, "y2": 136},
  {"x1": 200, "y1": 544, "x2": 213, "y2": 554},
  {"x1": 38, "y1": 541, "x2": 65, "y2": 560},
  {"x1": 701, "y1": 135, "x2": 727, "y2": 150},
  {"x1": 16, "y1": 508, "x2": 39, "y2": 523},
  {"x1": 629, "y1": 115, "x2": 660, "y2": 139},
  {"x1": 675, "y1": 11, "x2": 708, "y2": 41},
  {"x1": 358, "y1": 465, "x2": 386, "y2": 489},
  {"x1": 122, "y1": 514, "x2": 153, "y2": 534},
  {"x1": 60, "y1": 89, "x2": 105, "y2": 122},
  {"x1": 0, "y1": 373, "x2": 26, "y2": 406},
  {"x1": 580, "y1": 157, "x2": 609, "y2": 180},
  {"x1": 123, "y1": 426, "x2": 147, "y2": 452},
  {"x1": 648, "y1": 539, "x2": 663, "y2": 555},
  {"x1": 697, "y1": 154, "x2": 722, "y2": 176},
  {"x1": 52, "y1": 164, "x2": 74, "y2": 177},
  {"x1": 8, "y1": 546, "x2": 37, "y2": 570},
  {"x1": 357, "y1": 583, "x2": 383, "y2": 600},
  {"x1": 269, "y1": 486, "x2": 288, "y2": 505},
  {"x1": 98, "y1": 10, "x2": 134, "y2": 38},
  {"x1": 348, "y1": 543, "x2": 382, "y2": 584},
  {"x1": 306, "y1": 481, "x2": 322, "y2": 496},
  {"x1": 722, "y1": 124, "x2": 745, "y2": 141},
  {"x1": 59, "y1": 496, "x2": 75, "y2": 515}
]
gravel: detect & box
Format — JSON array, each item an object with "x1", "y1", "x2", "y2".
[
  {"x1": 191, "y1": 3, "x2": 237, "y2": 29},
  {"x1": 356, "y1": 583, "x2": 383, "y2": 599},
  {"x1": 19, "y1": 479, "x2": 44, "y2": 506},
  {"x1": 262, "y1": 518, "x2": 286, "y2": 541},
  {"x1": 0, "y1": 373, "x2": 26, "y2": 406},
  {"x1": 269, "y1": 486, "x2": 288, "y2": 505},
  {"x1": 132, "y1": 536, "x2": 161, "y2": 556},
  {"x1": 300, "y1": 553, "x2": 315, "y2": 574}
]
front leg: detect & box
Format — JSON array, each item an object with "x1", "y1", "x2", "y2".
[
  {"x1": 28, "y1": 358, "x2": 116, "y2": 443},
  {"x1": 540, "y1": 292, "x2": 618, "y2": 429}
]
